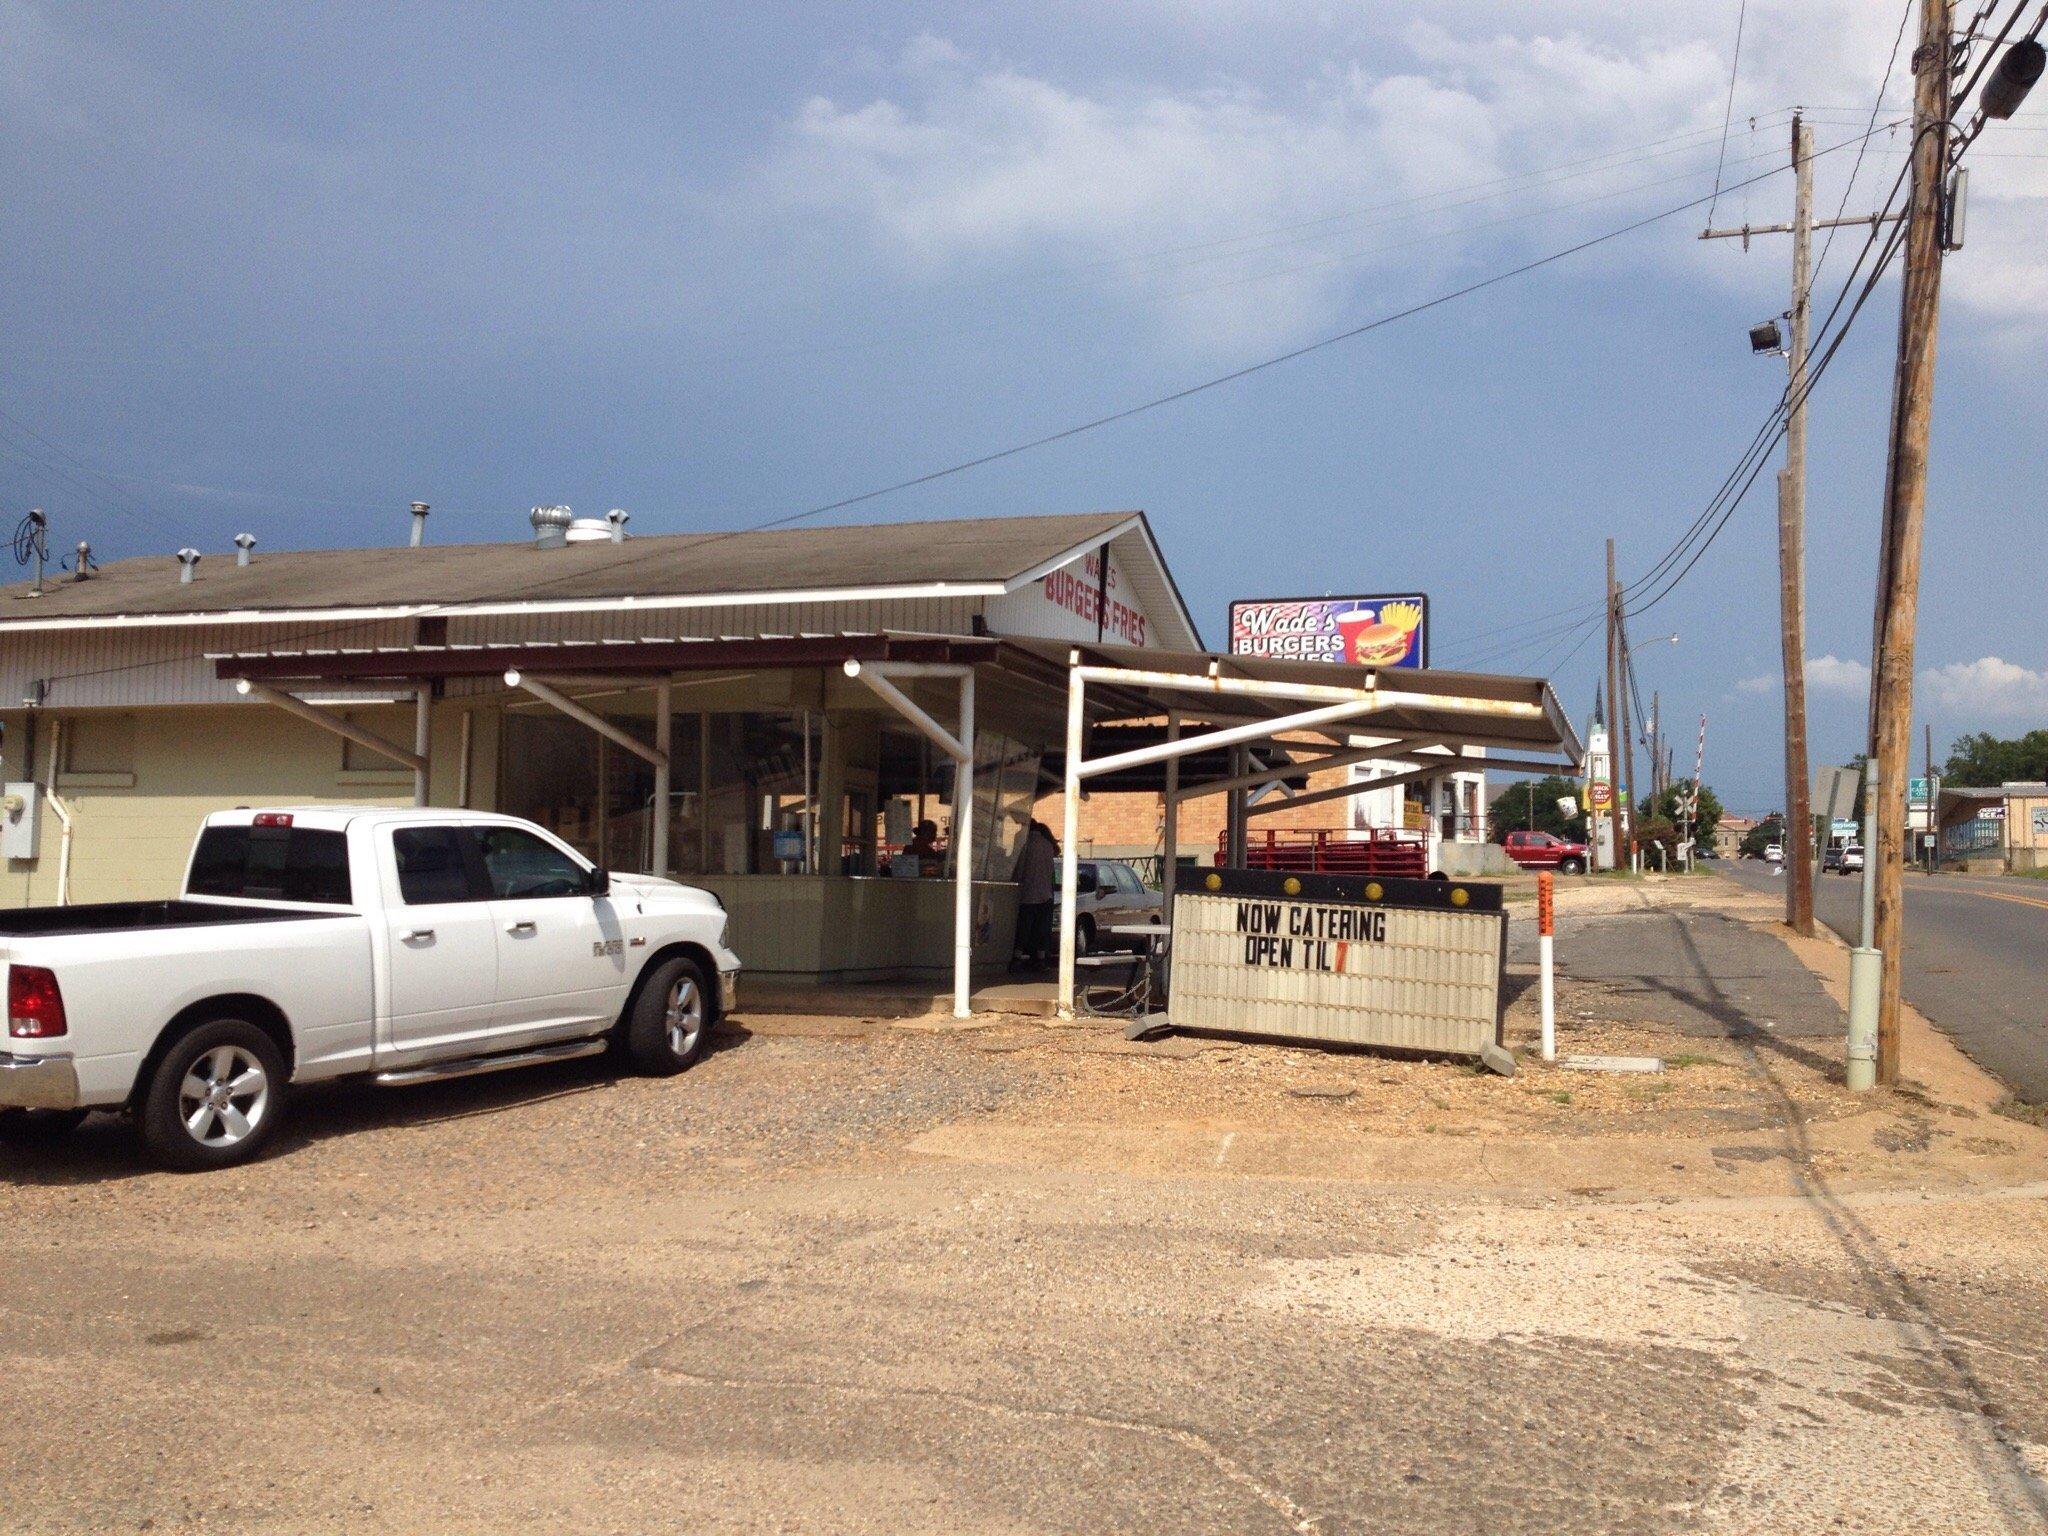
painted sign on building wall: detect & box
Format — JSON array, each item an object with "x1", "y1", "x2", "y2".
[
  {"x1": 1227, "y1": 594, "x2": 1429, "y2": 668},
  {"x1": 986, "y1": 548, "x2": 1149, "y2": 647}
]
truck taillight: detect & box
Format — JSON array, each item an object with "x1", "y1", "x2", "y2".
[
  {"x1": 8, "y1": 964, "x2": 68, "y2": 1038},
  {"x1": 252, "y1": 812, "x2": 294, "y2": 828}
]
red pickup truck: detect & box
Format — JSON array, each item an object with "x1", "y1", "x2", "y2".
[{"x1": 1501, "y1": 830, "x2": 1589, "y2": 874}]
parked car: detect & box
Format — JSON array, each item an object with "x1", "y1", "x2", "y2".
[
  {"x1": 1764, "y1": 842, "x2": 1785, "y2": 863},
  {"x1": 0, "y1": 807, "x2": 740, "y2": 1170},
  {"x1": 1055, "y1": 859, "x2": 1162, "y2": 954},
  {"x1": 1500, "y1": 829, "x2": 1590, "y2": 875},
  {"x1": 1823, "y1": 845, "x2": 1845, "y2": 872},
  {"x1": 1838, "y1": 844, "x2": 1865, "y2": 874}
]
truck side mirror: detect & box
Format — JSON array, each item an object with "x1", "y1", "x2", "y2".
[{"x1": 587, "y1": 867, "x2": 611, "y2": 897}]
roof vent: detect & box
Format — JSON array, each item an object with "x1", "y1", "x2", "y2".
[
  {"x1": 409, "y1": 502, "x2": 430, "y2": 548},
  {"x1": 73, "y1": 541, "x2": 93, "y2": 582},
  {"x1": 233, "y1": 532, "x2": 256, "y2": 567},
  {"x1": 564, "y1": 517, "x2": 612, "y2": 545},
  {"x1": 605, "y1": 508, "x2": 630, "y2": 544},
  {"x1": 176, "y1": 548, "x2": 201, "y2": 584},
  {"x1": 530, "y1": 505, "x2": 574, "y2": 550}
]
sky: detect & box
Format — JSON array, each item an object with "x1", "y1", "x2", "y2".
[{"x1": 2, "y1": 0, "x2": 2044, "y2": 813}]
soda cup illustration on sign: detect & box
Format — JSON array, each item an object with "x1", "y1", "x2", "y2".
[{"x1": 1334, "y1": 600, "x2": 1423, "y2": 665}]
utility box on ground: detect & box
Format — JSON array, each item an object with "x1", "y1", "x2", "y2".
[{"x1": 1168, "y1": 867, "x2": 1507, "y2": 1064}]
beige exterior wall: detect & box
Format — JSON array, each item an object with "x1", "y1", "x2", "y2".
[{"x1": 0, "y1": 700, "x2": 482, "y2": 907}]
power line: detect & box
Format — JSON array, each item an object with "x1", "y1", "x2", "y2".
[
  {"x1": 1706, "y1": 0, "x2": 1752, "y2": 225},
  {"x1": 1812, "y1": 0, "x2": 1917, "y2": 292}
]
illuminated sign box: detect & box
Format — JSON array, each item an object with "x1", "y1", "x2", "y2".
[{"x1": 1169, "y1": 868, "x2": 1506, "y2": 1064}]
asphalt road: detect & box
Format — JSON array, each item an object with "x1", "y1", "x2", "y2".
[{"x1": 1717, "y1": 858, "x2": 2048, "y2": 1103}]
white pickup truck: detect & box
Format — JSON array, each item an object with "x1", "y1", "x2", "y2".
[{"x1": 0, "y1": 807, "x2": 740, "y2": 1170}]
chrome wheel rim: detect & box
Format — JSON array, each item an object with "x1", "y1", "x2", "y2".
[
  {"x1": 178, "y1": 1044, "x2": 270, "y2": 1149},
  {"x1": 664, "y1": 976, "x2": 703, "y2": 1057}
]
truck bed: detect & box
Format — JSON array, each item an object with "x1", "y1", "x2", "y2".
[{"x1": 0, "y1": 901, "x2": 355, "y2": 938}]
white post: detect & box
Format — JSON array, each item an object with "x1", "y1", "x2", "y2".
[
  {"x1": 456, "y1": 708, "x2": 473, "y2": 809},
  {"x1": 1538, "y1": 871, "x2": 1557, "y2": 1062},
  {"x1": 1058, "y1": 658, "x2": 1084, "y2": 1018},
  {"x1": 1160, "y1": 709, "x2": 1180, "y2": 944},
  {"x1": 413, "y1": 688, "x2": 432, "y2": 807},
  {"x1": 652, "y1": 677, "x2": 672, "y2": 877},
  {"x1": 953, "y1": 670, "x2": 976, "y2": 1020},
  {"x1": 1845, "y1": 756, "x2": 1881, "y2": 1092}
]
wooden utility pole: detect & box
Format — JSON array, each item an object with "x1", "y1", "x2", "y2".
[
  {"x1": 1616, "y1": 609, "x2": 1637, "y2": 867},
  {"x1": 1604, "y1": 539, "x2": 1622, "y2": 871},
  {"x1": 1651, "y1": 690, "x2": 1662, "y2": 804},
  {"x1": 1869, "y1": 0, "x2": 1953, "y2": 1086},
  {"x1": 1703, "y1": 112, "x2": 1860, "y2": 940}
]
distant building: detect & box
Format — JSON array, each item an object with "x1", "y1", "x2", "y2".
[
  {"x1": 1937, "y1": 783, "x2": 2048, "y2": 874},
  {"x1": 1714, "y1": 814, "x2": 1758, "y2": 858}
]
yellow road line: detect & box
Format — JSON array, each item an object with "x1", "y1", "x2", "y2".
[{"x1": 1928, "y1": 883, "x2": 2048, "y2": 914}]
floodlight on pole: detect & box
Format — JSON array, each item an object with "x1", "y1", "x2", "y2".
[{"x1": 1749, "y1": 318, "x2": 1786, "y2": 356}]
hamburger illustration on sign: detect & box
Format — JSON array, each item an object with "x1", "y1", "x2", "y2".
[{"x1": 1228, "y1": 594, "x2": 1430, "y2": 669}]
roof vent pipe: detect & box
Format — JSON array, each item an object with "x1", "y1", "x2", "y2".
[
  {"x1": 530, "y1": 505, "x2": 574, "y2": 550},
  {"x1": 176, "y1": 548, "x2": 201, "y2": 584},
  {"x1": 73, "y1": 541, "x2": 91, "y2": 582},
  {"x1": 606, "y1": 508, "x2": 629, "y2": 543},
  {"x1": 233, "y1": 532, "x2": 256, "y2": 567},
  {"x1": 409, "y1": 502, "x2": 430, "y2": 548}
]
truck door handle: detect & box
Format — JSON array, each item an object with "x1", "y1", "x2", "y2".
[
  {"x1": 403, "y1": 927, "x2": 435, "y2": 942},
  {"x1": 506, "y1": 920, "x2": 537, "y2": 935}
]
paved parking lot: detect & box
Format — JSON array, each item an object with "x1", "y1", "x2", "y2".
[{"x1": 6, "y1": 895, "x2": 2048, "y2": 1534}]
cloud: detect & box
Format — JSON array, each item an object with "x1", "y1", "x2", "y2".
[
  {"x1": 1918, "y1": 657, "x2": 2048, "y2": 721},
  {"x1": 1737, "y1": 654, "x2": 1869, "y2": 697},
  {"x1": 750, "y1": 8, "x2": 2048, "y2": 352}
]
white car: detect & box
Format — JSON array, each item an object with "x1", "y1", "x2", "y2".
[
  {"x1": 1059, "y1": 859, "x2": 1164, "y2": 954},
  {"x1": 1838, "y1": 844, "x2": 1865, "y2": 874},
  {"x1": 0, "y1": 807, "x2": 740, "y2": 1170},
  {"x1": 1764, "y1": 842, "x2": 1785, "y2": 862}
]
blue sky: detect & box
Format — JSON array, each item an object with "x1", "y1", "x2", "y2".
[{"x1": 3, "y1": 1, "x2": 2044, "y2": 812}]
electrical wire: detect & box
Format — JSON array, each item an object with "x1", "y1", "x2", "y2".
[
  {"x1": 1812, "y1": 0, "x2": 1917, "y2": 292},
  {"x1": 1706, "y1": 0, "x2": 1752, "y2": 225}
]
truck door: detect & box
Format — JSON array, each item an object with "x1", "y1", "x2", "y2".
[
  {"x1": 467, "y1": 823, "x2": 630, "y2": 1038},
  {"x1": 383, "y1": 825, "x2": 501, "y2": 1058}
]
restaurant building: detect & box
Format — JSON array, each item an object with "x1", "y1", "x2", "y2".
[{"x1": 0, "y1": 507, "x2": 1578, "y2": 1003}]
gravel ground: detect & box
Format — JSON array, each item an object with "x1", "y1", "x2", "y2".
[{"x1": 4, "y1": 881, "x2": 2046, "y2": 1535}]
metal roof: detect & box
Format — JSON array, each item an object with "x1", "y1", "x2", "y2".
[
  {"x1": 0, "y1": 509, "x2": 1184, "y2": 629},
  {"x1": 211, "y1": 629, "x2": 1581, "y2": 766}
]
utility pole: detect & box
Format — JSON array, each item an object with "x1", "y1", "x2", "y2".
[
  {"x1": 1867, "y1": 0, "x2": 1953, "y2": 1087},
  {"x1": 1703, "y1": 112, "x2": 1865, "y2": 940},
  {"x1": 1604, "y1": 539, "x2": 1622, "y2": 871},
  {"x1": 1616, "y1": 609, "x2": 1638, "y2": 868},
  {"x1": 1651, "y1": 690, "x2": 1662, "y2": 804}
]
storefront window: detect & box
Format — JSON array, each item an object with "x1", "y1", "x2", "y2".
[{"x1": 700, "y1": 713, "x2": 815, "y2": 876}]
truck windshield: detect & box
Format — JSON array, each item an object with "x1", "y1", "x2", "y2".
[{"x1": 189, "y1": 825, "x2": 353, "y2": 905}]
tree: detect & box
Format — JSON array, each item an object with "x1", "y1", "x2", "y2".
[
  {"x1": 1740, "y1": 814, "x2": 1785, "y2": 858},
  {"x1": 1488, "y1": 775, "x2": 1585, "y2": 842},
  {"x1": 1646, "y1": 779, "x2": 1722, "y2": 848},
  {"x1": 1942, "y1": 730, "x2": 2048, "y2": 788}
]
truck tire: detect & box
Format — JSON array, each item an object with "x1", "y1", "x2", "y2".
[
  {"x1": 139, "y1": 1019, "x2": 288, "y2": 1173},
  {"x1": 0, "y1": 1108, "x2": 89, "y2": 1145},
  {"x1": 624, "y1": 956, "x2": 712, "y2": 1076},
  {"x1": 1559, "y1": 856, "x2": 1587, "y2": 875}
]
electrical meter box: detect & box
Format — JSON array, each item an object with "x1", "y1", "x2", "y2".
[{"x1": 2, "y1": 782, "x2": 39, "y2": 861}]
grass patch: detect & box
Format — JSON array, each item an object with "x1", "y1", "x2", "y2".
[
  {"x1": 1664, "y1": 1053, "x2": 1718, "y2": 1070},
  {"x1": 1547, "y1": 1090, "x2": 1573, "y2": 1106},
  {"x1": 1993, "y1": 1095, "x2": 2048, "y2": 1127}
]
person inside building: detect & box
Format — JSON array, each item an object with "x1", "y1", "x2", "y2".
[
  {"x1": 1012, "y1": 819, "x2": 1059, "y2": 968},
  {"x1": 901, "y1": 818, "x2": 942, "y2": 877}
]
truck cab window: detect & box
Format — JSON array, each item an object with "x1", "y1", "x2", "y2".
[
  {"x1": 392, "y1": 827, "x2": 484, "y2": 905},
  {"x1": 189, "y1": 825, "x2": 353, "y2": 906},
  {"x1": 468, "y1": 826, "x2": 591, "y2": 899}
]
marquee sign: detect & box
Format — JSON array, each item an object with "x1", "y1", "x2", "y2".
[
  {"x1": 1168, "y1": 868, "x2": 1506, "y2": 1064},
  {"x1": 1227, "y1": 594, "x2": 1430, "y2": 668}
]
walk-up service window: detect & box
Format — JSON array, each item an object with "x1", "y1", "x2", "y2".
[{"x1": 1169, "y1": 867, "x2": 1509, "y2": 1067}]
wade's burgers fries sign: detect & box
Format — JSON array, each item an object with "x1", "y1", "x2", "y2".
[{"x1": 1228, "y1": 594, "x2": 1430, "y2": 669}]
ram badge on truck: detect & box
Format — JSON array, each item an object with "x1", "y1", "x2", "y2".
[{"x1": 0, "y1": 808, "x2": 741, "y2": 1170}]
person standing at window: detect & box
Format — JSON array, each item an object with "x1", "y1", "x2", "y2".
[{"x1": 1012, "y1": 820, "x2": 1059, "y2": 968}]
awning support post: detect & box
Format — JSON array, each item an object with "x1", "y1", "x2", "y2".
[
  {"x1": 413, "y1": 688, "x2": 432, "y2": 807},
  {"x1": 1058, "y1": 656, "x2": 1085, "y2": 1018},
  {"x1": 653, "y1": 677, "x2": 673, "y2": 877},
  {"x1": 843, "y1": 659, "x2": 976, "y2": 1019},
  {"x1": 1160, "y1": 708, "x2": 1179, "y2": 958},
  {"x1": 503, "y1": 670, "x2": 667, "y2": 768},
  {"x1": 232, "y1": 679, "x2": 425, "y2": 774}
]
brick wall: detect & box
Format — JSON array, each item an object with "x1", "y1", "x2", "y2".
[{"x1": 1038, "y1": 758, "x2": 1385, "y2": 859}]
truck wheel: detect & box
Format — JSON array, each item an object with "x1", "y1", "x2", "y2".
[
  {"x1": 1559, "y1": 856, "x2": 1587, "y2": 875},
  {"x1": 139, "y1": 1020, "x2": 288, "y2": 1172},
  {"x1": 0, "y1": 1108, "x2": 89, "y2": 1145},
  {"x1": 625, "y1": 956, "x2": 712, "y2": 1076}
]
